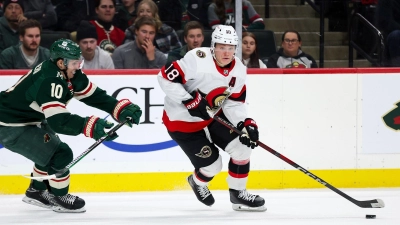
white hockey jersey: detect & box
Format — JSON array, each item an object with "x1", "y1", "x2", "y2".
[{"x1": 157, "y1": 47, "x2": 248, "y2": 133}]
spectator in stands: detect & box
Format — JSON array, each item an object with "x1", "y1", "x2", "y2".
[
  {"x1": 76, "y1": 21, "x2": 114, "y2": 69},
  {"x1": 241, "y1": 31, "x2": 266, "y2": 68},
  {"x1": 112, "y1": 16, "x2": 166, "y2": 68},
  {"x1": 0, "y1": 19, "x2": 49, "y2": 69},
  {"x1": 90, "y1": 0, "x2": 125, "y2": 54},
  {"x1": 55, "y1": 0, "x2": 96, "y2": 32},
  {"x1": 376, "y1": 0, "x2": 400, "y2": 67},
  {"x1": 0, "y1": 0, "x2": 26, "y2": 53},
  {"x1": 166, "y1": 21, "x2": 204, "y2": 65},
  {"x1": 114, "y1": 0, "x2": 139, "y2": 31},
  {"x1": 185, "y1": 0, "x2": 212, "y2": 30},
  {"x1": 207, "y1": 0, "x2": 264, "y2": 30},
  {"x1": 124, "y1": 0, "x2": 182, "y2": 54},
  {"x1": 267, "y1": 30, "x2": 317, "y2": 68},
  {"x1": 23, "y1": 0, "x2": 57, "y2": 30}
]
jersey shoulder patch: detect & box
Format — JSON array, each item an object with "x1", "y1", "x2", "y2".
[{"x1": 196, "y1": 50, "x2": 206, "y2": 58}]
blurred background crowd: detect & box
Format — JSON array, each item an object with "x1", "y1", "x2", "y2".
[{"x1": 0, "y1": 0, "x2": 392, "y2": 69}]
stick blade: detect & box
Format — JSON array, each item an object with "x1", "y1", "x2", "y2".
[
  {"x1": 372, "y1": 199, "x2": 385, "y2": 208},
  {"x1": 22, "y1": 174, "x2": 56, "y2": 181},
  {"x1": 358, "y1": 199, "x2": 385, "y2": 208}
]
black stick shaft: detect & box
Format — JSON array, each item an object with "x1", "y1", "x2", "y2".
[
  {"x1": 54, "y1": 120, "x2": 127, "y2": 177},
  {"x1": 213, "y1": 115, "x2": 383, "y2": 208}
]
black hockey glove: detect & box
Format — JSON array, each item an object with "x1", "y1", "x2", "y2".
[
  {"x1": 182, "y1": 91, "x2": 212, "y2": 120},
  {"x1": 112, "y1": 99, "x2": 142, "y2": 127},
  {"x1": 237, "y1": 118, "x2": 259, "y2": 149},
  {"x1": 83, "y1": 116, "x2": 118, "y2": 141}
]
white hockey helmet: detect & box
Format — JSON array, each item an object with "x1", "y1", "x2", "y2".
[{"x1": 211, "y1": 25, "x2": 239, "y2": 59}]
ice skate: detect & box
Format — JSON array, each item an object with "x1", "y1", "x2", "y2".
[
  {"x1": 187, "y1": 174, "x2": 215, "y2": 206},
  {"x1": 229, "y1": 189, "x2": 267, "y2": 212},
  {"x1": 22, "y1": 181, "x2": 54, "y2": 209},
  {"x1": 50, "y1": 193, "x2": 86, "y2": 213}
]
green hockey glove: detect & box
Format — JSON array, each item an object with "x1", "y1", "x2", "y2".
[
  {"x1": 112, "y1": 99, "x2": 142, "y2": 127},
  {"x1": 83, "y1": 116, "x2": 118, "y2": 141}
]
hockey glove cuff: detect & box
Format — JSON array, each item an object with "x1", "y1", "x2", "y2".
[
  {"x1": 237, "y1": 118, "x2": 259, "y2": 149},
  {"x1": 112, "y1": 99, "x2": 142, "y2": 127},
  {"x1": 83, "y1": 116, "x2": 118, "y2": 141},
  {"x1": 182, "y1": 91, "x2": 212, "y2": 121}
]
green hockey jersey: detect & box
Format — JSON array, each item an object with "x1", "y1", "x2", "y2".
[{"x1": 0, "y1": 60, "x2": 118, "y2": 135}]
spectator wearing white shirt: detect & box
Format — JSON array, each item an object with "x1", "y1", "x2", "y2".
[{"x1": 76, "y1": 20, "x2": 114, "y2": 69}]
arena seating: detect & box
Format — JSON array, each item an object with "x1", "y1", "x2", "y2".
[{"x1": 176, "y1": 29, "x2": 277, "y2": 62}]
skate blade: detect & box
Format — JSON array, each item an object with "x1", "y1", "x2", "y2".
[
  {"x1": 22, "y1": 197, "x2": 52, "y2": 209},
  {"x1": 52, "y1": 206, "x2": 86, "y2": 213},
  {"x1": 232, "y1": 204, "x2": 267, "y2": 212}
]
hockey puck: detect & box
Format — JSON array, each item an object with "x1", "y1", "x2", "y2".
[{"x1": 366, "y1": 214, "x2": 376, "y2": 219}]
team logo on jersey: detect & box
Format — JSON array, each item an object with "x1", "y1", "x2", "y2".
[
  {"x1": 195, "y1": 146, "x2": 212, "y2": 158},
  {"x1": 196, "y1": 50, "x2": 206, "y2": 58},
  {"x1": 99, "y1": 40, "x2": 117, "y2": 54},
  {"x1": 201, "y1": 86, "x2": 230, "y2": 110},
  {"x1": 224, "y1": 70, "x2": 229, "y2": 75},
  {"x1": 56, "y1": 72, "x2": 64, "y2": 79},
  {"x1": 44, "y1": 133, "x2": 51, "y2": 143},
  {"x1": 286, "y1": 61, "x2": 306, "y2": 68}
]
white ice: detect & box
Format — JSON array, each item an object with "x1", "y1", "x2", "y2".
[{"x1": 0, "y1": 188, "x2": 399, "y2": 225}]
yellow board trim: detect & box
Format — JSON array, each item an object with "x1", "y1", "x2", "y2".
[{"x1": 1, "y1": 169, "x2": 399, "y2": 194}]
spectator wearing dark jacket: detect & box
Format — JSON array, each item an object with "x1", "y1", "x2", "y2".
[
  {"x1": 185, "y1": 0, "x2": 212, "y2": 30},
  {"x1": 0, "y1": 0, "x2": 27, "y2": 52},
  {"x1": 166, "y1": 21, "x2": 204, "y2": 65},
  {"x1": 112, "y1": 16, "x2": 166, "y2": 68},
  {"x1": 267, "y1": 30, "x2": 317, "y2": 68},
  {"x1": 114, "y1": 0, "x2": 139, "y2": 31},
  {"x1": 0, "y1": 19, "x2": 50, "y2": 69},
  {"x1": 55, "y1": 0, "x2": 96, "y2": 32},
  {"x1": 23, "y1": 0, "x2": 57, "y2": 30}
]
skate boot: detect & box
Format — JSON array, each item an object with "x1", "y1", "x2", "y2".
[
  {"x1": 51, "y1": 193, "x2": 86, "y2": 213},
  {"x1": 187, "y1": 174, "x2": 215, "y2": 206},
  {"x1": 229, "y1": 189, "x2": 267, "y2": 211},
  {"x1": 22, "y1": 181, "x2": 54, "y2": 209}
]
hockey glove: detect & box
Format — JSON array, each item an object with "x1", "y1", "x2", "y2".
[
  {"x1": 237, "y1": 118, "x2": 259, "y2": 149},
  {"x1": 113, "y1": 99, "x2": 142, "y2": 127},
  {"x1": 83, "y1": 116, "x2": 118, "y2": 141},
  {"x1": 182, "y1": 91, "x2": 212, "y2": 120}
]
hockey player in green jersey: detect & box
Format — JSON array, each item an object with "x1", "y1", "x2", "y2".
[{"x1": 0, "y1": 39, "x2": 142, "y2": 213}]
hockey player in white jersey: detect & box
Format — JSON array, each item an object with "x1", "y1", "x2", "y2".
[{"x1": 157, "y1": 25, "x2": 266, "y2": 211}]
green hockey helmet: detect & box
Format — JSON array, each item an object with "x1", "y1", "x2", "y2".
[{"x1": 50, "y1": 39, "x2": 82, "y2": 66}]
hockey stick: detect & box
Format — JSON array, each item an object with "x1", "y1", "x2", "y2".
[
  {"x1": 24, "y1": 120, "x2": 127, "y2": 181},
  {"x1": 212, "y1": 115, "x2": 385, "y2": 209}
]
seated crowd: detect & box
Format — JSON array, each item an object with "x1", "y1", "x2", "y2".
[{"x1": 3, "y1": 0, "x2": 368, "y2": 70}]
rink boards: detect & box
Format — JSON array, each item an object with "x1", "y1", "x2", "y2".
[{"x1": 0, "y1": 68, "x2": 399, "y2": 194}]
